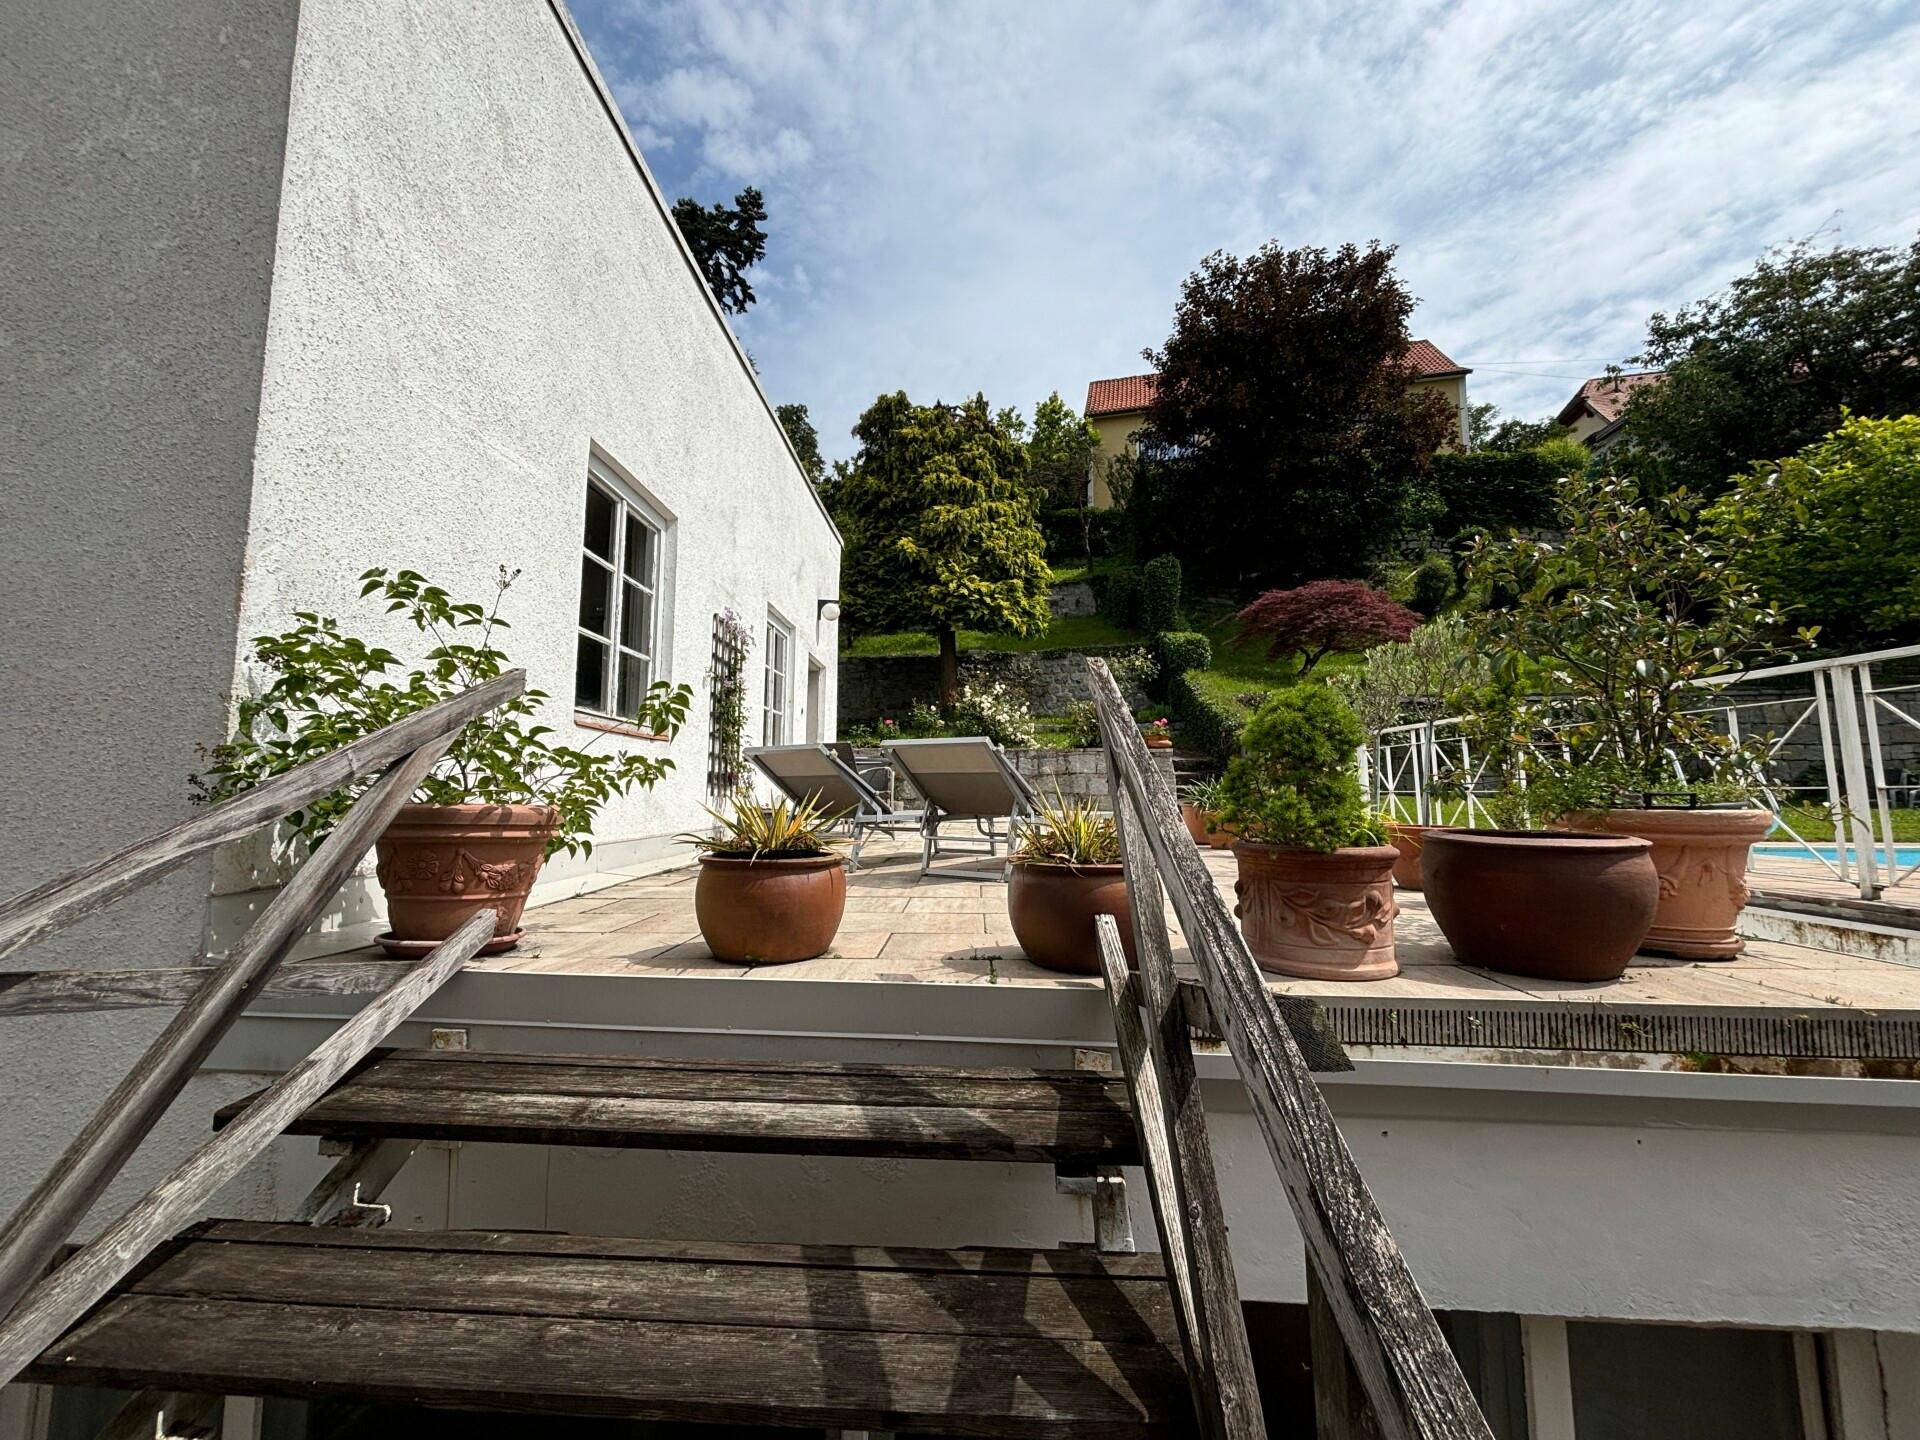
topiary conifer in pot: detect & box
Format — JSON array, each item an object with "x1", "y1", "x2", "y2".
[{"x1": 1218, "y1": 686, "x2": 1399, "y2": 980}]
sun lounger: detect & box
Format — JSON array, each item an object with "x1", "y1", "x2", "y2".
[
  {"x1": 747, "y1": 744, "x2": 925, "y2": 868},
  {"x1": 882, "y1": 736, "x2": 1041, "y2": 881}
]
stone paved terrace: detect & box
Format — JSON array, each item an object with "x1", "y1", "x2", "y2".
[{"x1": 440, "y1": 839, "x2": 1920, "y2": 1064}]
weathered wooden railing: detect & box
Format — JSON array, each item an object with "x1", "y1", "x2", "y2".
[
  {"x1": 1087, "y1": 657, "x2": 1492, "y2": 1440},
  {"x1": 0, "y1": 671, "x2": 524, "y2": 1351}
]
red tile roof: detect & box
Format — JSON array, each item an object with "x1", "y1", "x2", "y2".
[
  {"x1": 1556, "y1": 371, "x2": 1666, "y2": 427},
  {"x1": 1084, "y1": 340, "x2": 1466, "y2": 417}
]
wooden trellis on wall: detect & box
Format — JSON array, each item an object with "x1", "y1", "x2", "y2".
[{"x1": 706, "y1": 611, "x2": 749, "y2": 799}]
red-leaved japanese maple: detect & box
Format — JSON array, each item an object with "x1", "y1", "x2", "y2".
[{"x1": 1232, "y1": 580, "x2": 1418, "y2": 676}]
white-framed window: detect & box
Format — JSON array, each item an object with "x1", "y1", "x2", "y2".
[
  {"x1": 576, "y1": 456, "x2": 668, "y2": 718},
  {"x1": 763, "y1": 611, "x2": 793, "y2": 745}
]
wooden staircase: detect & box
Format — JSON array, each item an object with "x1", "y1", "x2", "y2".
[
  {"x1": 39, "y1": 1052, "x2": 1192, "y2": 1437},
  {"x1": 0, "y1": 662, "x2": 1498, "y2": 1440}
]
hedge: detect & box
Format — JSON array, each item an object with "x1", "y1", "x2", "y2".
[
  {"x1": 1039, "y1": 505, "x2": 1131, "y2": 560},
  {"x1": 1169, "y1": 669, "x2": 1273, "y2": 760},
  {"x1": 1141, "y1": 554, "x2": 1182, "y2": 632},
  {"x1": 1101, "y1": 571, "x2": 1142, "y2": 628},
  {"x1": 1155, "y1": 630, "x2": 1212, "y2": 676},
  {"x1": 1428, "y1": 450, "x2": 1558, "y2": 538}
]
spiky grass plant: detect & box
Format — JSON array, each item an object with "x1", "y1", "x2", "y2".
[
  {"x1": 1015, "y1": 791, "x2": 1122, "y2": 867},
  {"x1": 682, "y1": 789, "x2": 846, "y2": 859}
]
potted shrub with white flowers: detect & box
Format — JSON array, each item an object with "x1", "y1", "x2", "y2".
[
  {"x1": 1466, "y1": 468, "x2": 1811, "y2": 959},
  {"x1": 194, "y1": 567, "x2": 691, "y2": 954}
]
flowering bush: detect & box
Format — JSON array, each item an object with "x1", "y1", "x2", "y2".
[{"x1": 948, "y1": 676, "x2": 1038, "y2": 748}]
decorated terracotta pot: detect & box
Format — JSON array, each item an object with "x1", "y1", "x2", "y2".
[
  {"x1": 1230, "y1": 841, "x2": 1400, "y2": 981},
  {"x1": 374, "y1": 802, "x2": 560, "y2": 954},
  {"x1": 1565, "y1": 808, "x2": 1772, "y2": 959}
]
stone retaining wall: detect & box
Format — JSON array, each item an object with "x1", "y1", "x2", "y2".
[
  {"x1": 850, "y1": 745, "x2": 1174, "y2": 810},
  {"x1": 1048, "y1": 581, "x2": 1097, "y2": 617},
  {"x1": 839, "y1": 645, "x2": 1150, "y2": 723}
]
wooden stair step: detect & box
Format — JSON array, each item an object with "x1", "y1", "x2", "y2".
[
  {"x1": 214, "y1": 1049, "x2": 1142, "y2": 1166},
  {"x1": 28, "y1": 1221, "x2": 1192, "y2": 1438}
]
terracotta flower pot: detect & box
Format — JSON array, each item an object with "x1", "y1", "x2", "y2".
[
  {"x1": 1565, "y1": 808, "x2": 1773, "y2": 960},
  {"x1": 694, "y1": 852, "x2": 847, "y2": 964},
  {"x1": 1422, "y1": 829, "x2": 1658, "y2": 982},
  {"x1": 1230, "y1": 842, "x2": 1399, "y2": 981},
  {"x1": 1008, "y1": 861, "x2": 1135, "y2": 975},
  {"x1": 374, "y1": 802, "x2": 560, "y2": 955},
  {"x1": 1181, "y1": 803, "x2": 1210, "y2": 845},
  {"x1": 1383, "y1": 822, "x2": 1453, "y2": 892},
  {"x1": 1143, "y1": 734, "x2": 1174, "y2": 750}
]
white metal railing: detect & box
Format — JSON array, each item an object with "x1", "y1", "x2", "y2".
[{"x1": 1364, "y1": 644, "x2": 1920, "y2": 900}]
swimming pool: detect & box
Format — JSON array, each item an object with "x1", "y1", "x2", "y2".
[{"x1": 1753, "y1": 841, "x2": 1920, "y2": 869}]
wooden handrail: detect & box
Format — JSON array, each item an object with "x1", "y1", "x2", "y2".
[
  {"x1": 0, "y1": 673, "x2": 523, "y2": 1321},
  {"x1": 1087, "y1": 658, "x2": 1493, "y2": 1440},
  {"x1": 0, "y1": 909, "x2": 497, "y2": 1386},
  {"x1": 0, "y1": 669, "x2": 525, "y2": 960}
]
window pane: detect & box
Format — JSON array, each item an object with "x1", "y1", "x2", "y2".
[
  {"x1": 624, "y1": 514, "x2": 652, "y2": 583},
  {"x1": 1567, "y1": 1321, "x2": 1805, "y2": 1440},
  {"x1": 575, "y1": 636, "x2": 608, "y2": 712},
  {"x1": 618, "y1": 652, "x2": 650, "y2": 719},
  {"x1": 621, "y1": 581, "x2": 650, "y2": 659},
  {"x1": 584, "y1": 484, "x2": 616, "y2": 560},
  {"x1": 579, "y1": 556, "x2": 611, "y2": 636}
]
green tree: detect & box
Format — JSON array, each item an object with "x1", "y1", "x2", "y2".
[
  {"x1": 835, "y1": 393, "x2": 1051, "y2": 705},
  {"x1": 1025, "y1": 392, "x2": 1101, "y2": 509},
  {"x1": 1625, "y1": 236, "x2": 1920, "y2": 491},
  {"x1": 1709, "y1": 411, "x2": 1920, "y2": 648},
  {"x1": 1131, "y1": 241, "x2": 1457, "y2": 587},
  {"x1": 1482, "y1": 415, "x2": 1558, "y2": 453},
  {"x1": 672, "y1": 186, "x2": 768, "y2": 315},
  {"x1": 775, "y1": 402, "x2": 824, "y2": 486}
]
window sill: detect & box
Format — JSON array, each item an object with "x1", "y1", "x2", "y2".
[{"x1": 574, "y1": 711, "x2": 671, "y2": 741}]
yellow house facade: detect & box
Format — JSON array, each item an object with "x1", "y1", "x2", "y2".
[{"x1": 1083, "y1": 339, "x2": 1472, "y2": 509}]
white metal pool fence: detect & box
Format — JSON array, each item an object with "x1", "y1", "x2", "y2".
[{"x1": 1363, "y1": 643, "x2": 1920, "y2": 900}]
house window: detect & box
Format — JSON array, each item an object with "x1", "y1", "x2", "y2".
[
  {"x1": 576, "y1": 458, "x2": 665, "y2": 718},
  {"x1": 763, "y1": 613, "x2": 793, "y2": 745}
]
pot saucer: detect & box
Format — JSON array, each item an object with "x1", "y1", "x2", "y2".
[{"x1": 375, "y1": 928, "x2": 524, "y2": 958}]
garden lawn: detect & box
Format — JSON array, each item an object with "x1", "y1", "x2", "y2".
[{"x1": 842, "y1": 613, "x2": 1143, "y2": 657}]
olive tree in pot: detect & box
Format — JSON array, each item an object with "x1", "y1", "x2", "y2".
[
  {"x1": 1006, "y1": 795, "x2": 1133, "y2": 975},
  {"x1": 1467, "y1": 469, "x2": 1813, "y2": 959},
  {"x1": 194, "y1": 568, "x2": 692, "y2": 954},
  {"x1": 1217, "y1": 686, "x2": 1399, "y2": 981},
  {"x1": 681, "y1": 792, "x2": 848, "y2": 964}
]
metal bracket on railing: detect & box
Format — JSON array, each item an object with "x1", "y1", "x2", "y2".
[{"x1": 343, "y1": 1183, "x2": 392, "y2": 1228}]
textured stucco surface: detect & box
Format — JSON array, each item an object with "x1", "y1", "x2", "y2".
[
  {"x1": 0, "y1": 0, "x2": 300, "y2": 1226},
  {"x1": 219, "y1": 0, "x2": 840, "y2": 946}
]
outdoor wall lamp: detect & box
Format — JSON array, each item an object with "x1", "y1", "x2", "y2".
[{"x1": 818, "y1": 600, "x2": 842, "y2": 623}]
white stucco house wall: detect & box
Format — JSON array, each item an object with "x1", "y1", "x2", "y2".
[{"x1": 1, "y1": 0, "x2": 835, "y2": 1275}]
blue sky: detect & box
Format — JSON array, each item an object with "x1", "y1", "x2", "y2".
[{"x1": 570, "y1": 0, "x2": 1920, "y2": 461}]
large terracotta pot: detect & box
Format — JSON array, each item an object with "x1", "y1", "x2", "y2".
[
  {"x1": 1181, "y1": 803, "x2": 1211, "y2": 845},
  {"x1": 374, "y1": 803, "x2": 560, "y2": 955},
  {"x1": 1230, "y1": 842, "x2": 1399, "y2": 981},
  {"x1": 1566, "y1": 808, "x2": 1773, "y2": 960},
  {"x1": 694, "y1": 852, "x2": 847, "y2": 964},
  {"x1": 1383, "y1": 822, "x2": 1453, "y2": 891},
  {"x1": 1422, "y1": 829, "x2": 1658, "y2": 981},
  {"x1": 1007, "y1": 861, "x2": 1135, "y2": 975}
]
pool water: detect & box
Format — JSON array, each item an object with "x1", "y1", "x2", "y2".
[{"x1": 1753, "y1": 841, "x2": 1920, "y2": 868}]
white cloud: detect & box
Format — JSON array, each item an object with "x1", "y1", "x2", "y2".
[{"x1": 573, "y1": 0, "x2": 1920, "y2": 456}]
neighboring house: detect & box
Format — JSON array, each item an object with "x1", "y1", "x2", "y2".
[
  {"x1": 1083, "y1": 339, "x2": 1472, "y2": 507},
  {"x1": 1557, "y1": 370, "x2": 1667, "y2": 453}
]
